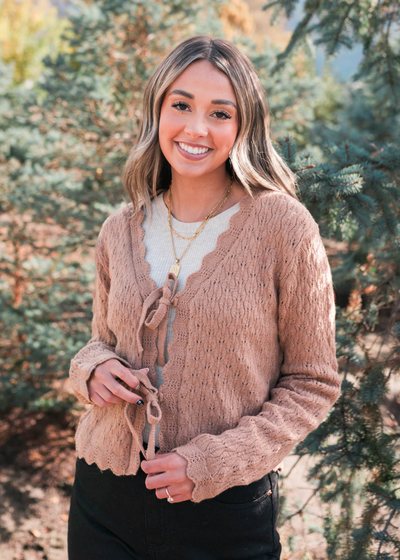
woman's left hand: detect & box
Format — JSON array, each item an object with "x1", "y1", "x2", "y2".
[{"x1": 141, "y1": 452, "x2": 195, "y2": 503}]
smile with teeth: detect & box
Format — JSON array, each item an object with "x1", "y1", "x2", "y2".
[{"x1": 177, "y1": 142, "x2": 210, "y2": 155}]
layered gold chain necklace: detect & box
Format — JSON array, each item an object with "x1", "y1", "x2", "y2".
[{"x1": 166, "y1": 176, "x2": 234, "y2": 278}]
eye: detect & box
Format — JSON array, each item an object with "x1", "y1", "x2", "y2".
[
  {"x1": 172, "y1": 101, "x2": 190, "y2": 112},
  {"x1": 212, "y1": 110, "x2": 231, "y2": 120}
]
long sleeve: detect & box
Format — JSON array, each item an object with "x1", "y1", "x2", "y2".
[
  {"x1": 69, "y1": 223, "x2": 132, "y2": 405},
  {"x1": 171, "y1": 223, "x2": 342, "y2": 503}
]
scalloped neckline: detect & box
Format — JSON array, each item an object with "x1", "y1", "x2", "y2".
[{"x1": 131, "y1": 189, "x2": 262, "y2": 306}]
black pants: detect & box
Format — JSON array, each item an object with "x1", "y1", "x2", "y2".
[{"x1": 68, "y1": 443, "x2": 282, "y2": 560}]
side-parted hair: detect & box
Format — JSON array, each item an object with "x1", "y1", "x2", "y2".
[{"x1": 123, "y1": 35, "x2": 299, "y2": 216}]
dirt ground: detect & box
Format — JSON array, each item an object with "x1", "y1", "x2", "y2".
[
  {"x1": 0, "y1": 409, "x2": 76, "y2": 560},
  {"x1": 1, "y1": 359, "x2": 399, "y2": 560}
]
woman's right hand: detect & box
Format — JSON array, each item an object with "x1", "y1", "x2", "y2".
[{"x1": 88, "y1": 358, "x2": 149, "y2": 408}]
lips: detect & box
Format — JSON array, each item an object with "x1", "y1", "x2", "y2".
[
  {"x1": 178, "y1": 142, "x2": 210, "y2": 154},
  {"x1": 174, "y1": 141, "x2": 212, "y2": 160}
]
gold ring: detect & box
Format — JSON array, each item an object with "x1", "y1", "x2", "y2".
[{"x1": 165, "y1": 487, "x2": 174, "y2": 503}]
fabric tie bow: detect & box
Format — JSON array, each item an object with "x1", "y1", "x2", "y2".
[
  {"x1": 123, "y1": 368, "x2": 162, "y2": 461},
  {"x1": 136, "y1": 272, "x2": 179, "y2": 368}
]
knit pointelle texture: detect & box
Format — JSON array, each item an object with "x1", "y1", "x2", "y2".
[
  {"x1": 140, "y1": 193, "x2": 241, "y2": 446},
  {"x1": 69, "y1": 187, "x2": 341, "y2": 503}
]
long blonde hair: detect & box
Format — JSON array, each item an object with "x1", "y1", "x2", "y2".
[{"x1": 123, "y1": 35, "x2": 299, "y2": 216}]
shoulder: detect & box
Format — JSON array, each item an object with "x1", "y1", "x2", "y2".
[
  {"x1": 252, "y1": 188, "x2": 320, "y2": 250},
  {"x1": 97, "y1": 201, "x2": 144, "y2": 245},
  {"x1": 101, "y1": 201, "x2": 141, "y2": 231}
]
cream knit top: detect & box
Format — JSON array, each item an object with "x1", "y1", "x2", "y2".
[
  {"x1": 141, "y1": 192, "x2": 241, "y2": 446},
  {"x1": 69, "y1": 188, "x2": 341, "y2": 503}
]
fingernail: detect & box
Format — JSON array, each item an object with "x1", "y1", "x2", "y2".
[{"x1": 136, "y1": 400, "x2": 144, "y2": 406}]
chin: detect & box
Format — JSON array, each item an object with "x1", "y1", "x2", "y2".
[
  {"x1": 173, "y1": 159, "x2": 227, "y2": 176},
  {"x1": 170, "y1": 164, "x2": 212, "y2": 177}
]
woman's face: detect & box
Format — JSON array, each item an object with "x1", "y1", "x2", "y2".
[{"x1": 159, "y1": 60, "x2": 239, "y2": 180}]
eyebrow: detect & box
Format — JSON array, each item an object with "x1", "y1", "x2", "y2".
[{"x1": 168, "y1": 89, "x2": 237, "y2": 109}]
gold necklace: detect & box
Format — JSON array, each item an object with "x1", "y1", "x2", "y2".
[
  {"x1": 167, "y1": 177, "x2": 233, "y2": 277},
  {"x1": 168, "y1": 177, "x2": 233, "y2": 241}
]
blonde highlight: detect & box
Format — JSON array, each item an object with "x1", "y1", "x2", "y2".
[{"x1": 122, "y1": 35, "x2": 299, "y2": 218}]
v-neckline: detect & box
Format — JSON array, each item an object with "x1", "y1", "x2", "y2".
[{"x1": 129, "y1": 188, "x2": 263, "y2": 306}]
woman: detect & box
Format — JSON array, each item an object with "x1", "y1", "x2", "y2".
[{"x1": 68, "y1": 35, "x2": 341, "y2": 560}]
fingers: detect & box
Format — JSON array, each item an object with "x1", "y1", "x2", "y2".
[
  {"x1": 96, "y1": 385, "x2": 125, "y2": 405},
  {"x1": 105, "y1": 376, "x2": 144, "y2": 404},
  {"x1": 154, "y1": 485, "x2": 188, "y2": 502},
  {"x1": 141, "y1": 453, "x2": 182, "y2": 475},
  {"x1": 166, "y1": 493, "x2": 191, "y2": 504},
  {"x1": 89, "y1": 360, "x2": 150, "y2": 406},
  {"x1": 144, "y1": 472, "x2": 179, "y2": 490},
  {"x1": 141, "y1": 453, "x2": 194, "y2": 502},
  {"x1": 140, "y1": 453, "x2": 193, "y2": 503},
  {"x1": 90, "y1": 382, "x2": 142, "y2": 407},
  {"x1": 159, "y1": 493, "x2": 188, "y2": 504},
  {"x1": 111, "y1": 363, "x2": 149, "y2": 390},
  {"x1": 92, "y1": 379, "x2": 143, "y2": 405},
  {"x1": 90, "y1": 393, "x2": 115, "y2": 408}
]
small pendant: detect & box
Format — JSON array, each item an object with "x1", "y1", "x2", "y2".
[{"x1": 170, "y1": 263, "x2": 181, "y2": 277}]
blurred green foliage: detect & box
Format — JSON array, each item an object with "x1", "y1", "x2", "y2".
[{"x1": 0, "y1": 0, "x2": 70, "y2": 85}]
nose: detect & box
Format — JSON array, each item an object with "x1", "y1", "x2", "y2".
[{"x1": 184, "y1": 112, "x2": 208, "y2": 138}]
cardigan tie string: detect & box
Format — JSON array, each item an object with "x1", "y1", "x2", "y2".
[
  {"x1": 136, "y1": 272, "x2": 179, "y2": 368},
  {"x1": 123, "y1": 368, "x2": 162, "y2": 461}
]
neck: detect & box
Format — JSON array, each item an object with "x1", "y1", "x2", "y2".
[{"x1": 164, "y1": 171, "x2": 243, "y2": 223}]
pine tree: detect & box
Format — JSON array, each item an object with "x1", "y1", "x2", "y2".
[
  {"x1": 261, "y1": 1, "x2": 400, "y2": 557},
  {"x1": 0, "y1": 50, "x2": 85, "y2": 411},
  {"x1": 263, "y1": 0, "x2": 400, "y2": 123}
]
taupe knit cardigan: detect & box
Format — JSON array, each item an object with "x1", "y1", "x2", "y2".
[{"x1": 69, "y1": 188, "x2": 341, "y2": 503}]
